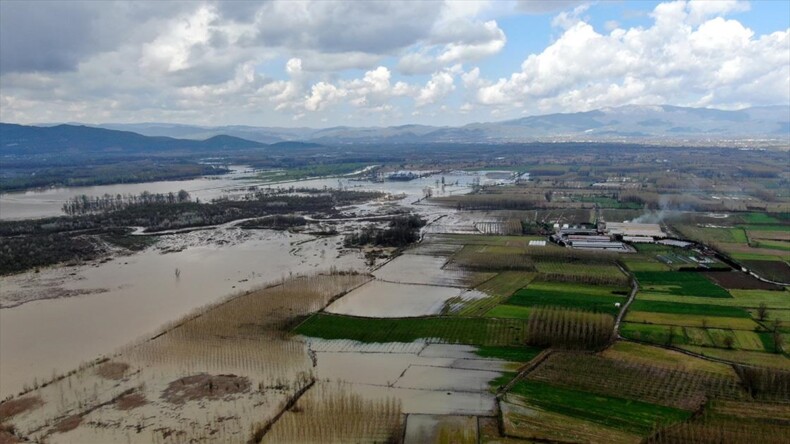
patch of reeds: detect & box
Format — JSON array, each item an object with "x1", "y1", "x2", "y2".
[
  {"x1": 538, "y1": 271, "x2": 630, "y2": 287},
  {"x1": 526, "y1": 307, "x2": 614, "y2": 349},
  {"x1": 453, "y1": 251, "x2": 536, "y2": 272},
  {"x1": 258, "y1": 382, "x2": 402, "y2": 443},
  {"x1": 646, "y1": 419, "x2": 790, "y2": 444}
]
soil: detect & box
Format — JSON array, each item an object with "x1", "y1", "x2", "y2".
[
  {"x1": 161, "y1": 374, "x2": 251, "y2": 404},
  {"x1": 0, "y1": 396, "x2": 42, "y2": 421},
  {"x1": 95, "y1": 362, "x2": 130, "y2": 380},
  {"x1": 0, "y1": 429, "x2": 21, "y2": 444},
  {"x1": 115, "y1": 392, "x2": 147, "y2": 411},
  {"x1": 50, "y1": 415, "x2": 82, "y2": 434},
  {"x1": 742, "y1": 260, "x2": 790, "y2": 283},
  {"x1": 703, "y1": 271, "x2": 784, "y2": 290}
]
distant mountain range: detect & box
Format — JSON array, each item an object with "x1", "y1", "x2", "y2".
[
  {"x1": 90, "y1": 105, "x2": 790, "y2": 145},
  {"x1": 0, "y1": 123, "x2": 267, "y2": 155},
  {"x1": 3, "y1": 105, "x2": 788, "y2": 154}
]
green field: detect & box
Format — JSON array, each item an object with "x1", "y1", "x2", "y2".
[
  {"x1": 456, "y1": 271, "x2": 536, "y2": 317},
  {"x1": 509, "y1": 290, "x2": 624, "y2": 315},
  {"x1": 295, "y1": 313, "x2": 529, "y2": 346},
  {"x1": 629, "y1": 300, "x2": 750, "y2": 318},
  {"x1": 679, "y1": 346, "x2": 790, "y2": 369},
  {"x1": 475, "y1": 345, "x2": 542, "y2": 362},
  {"x1": 623, "y1": 259, "x2": 671, "y2": 272},
  {"x1": 731, "y1": 252, "x2": 787, "y2": 261},
  {"x1": 534, "y1": 261, "x2": 625, "y2": 279},
  {"x1": 506, "y1": 281, "x2": 627, "y2": 315},
  {"x1": 741, "y1": 213, "x2": 783, "y2": 225},
  {"x1": 601, "y1": 341, "x2": 735, "y2": 375},
  {"x1": 739, "y1": 224, "x2": 790, "y2": 232},
  {"x1": 625, "y1": 311, "x2": 758, "y2": 330},
  {"x1": 484, "y1": 304, "x2": 532, "y2": 319},
  {"x1": 476, "y1": 271, "x2": 537, "y2": 297},
  {"x1": 753, "y1": 239, "x2": 790, "y2": 251},
  {"x1": 684, "y1": 327, "x2": 714, "y2": 346},
  {"x1": 637, "y1": 289, "x2": 790, "y2": 310},
  {"x1": 621, "y1": 323, "x2": 682, "y2": 345},
  {"x1": 507, "y1": 380, "x2": 691, "y2": 435},
  {"x1": 634, "y1": 271, "x2": 731, "y2": 298}
]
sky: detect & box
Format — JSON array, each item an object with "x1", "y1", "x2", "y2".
[{"x1": 0, "y1": 0, "x2": 788, "y2": 128}]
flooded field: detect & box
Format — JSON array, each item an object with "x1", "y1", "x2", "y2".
[
  {"x1": 0, "y1": 169, "x2": 517, "y2": 417},
  {"x1": 0, "y1": 168, "x2": 493, "y2": 220},
  {"x1": 325, "y1": 280, "x2": 486, "y2": 317},
  {"x1": 0, "y1": 229, "x2": 362, "y2": 398},
  {"x1": 0, "y1": 165, "x2": 257, "y2": 220},
  {"x1": 305, "y1": 339, "x2": 508, "y2": 416}
]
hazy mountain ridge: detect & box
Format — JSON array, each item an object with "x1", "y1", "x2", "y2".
[
  {"x1": 5, "y1": 105, "x2": 788, "y2": 153},
  {"x1": 0, "y1": 123, "x2": 267, "y2": 155},
  {"x1": 89, "y1": 105, "x2": 790, "y2": 145}
]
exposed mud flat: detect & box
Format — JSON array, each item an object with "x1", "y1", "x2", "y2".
[
  {"x1": 3, "y1": 273, "x2": 367, "y2": 443},
  {"x1": 0, "y1": 230, "x2": 364, "y2": 398}
]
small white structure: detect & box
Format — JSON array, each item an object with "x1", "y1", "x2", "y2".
[
  {"x1": 528, "y1": 240, "x2": 547, "y2": 247},
  {"x1": 615, "y1": 302, "x2": 621, "y2": 308}
]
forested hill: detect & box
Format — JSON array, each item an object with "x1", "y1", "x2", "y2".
[{"x1": 0, "y1": 123, "x2": 267, "y2": 155}]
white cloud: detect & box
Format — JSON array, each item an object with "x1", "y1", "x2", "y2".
[
  {"x1": 416, "y1": 70, "x2": 456, "y2": 107},
  {"x1": 304, "y1": 82, "x2": 347, "y2": 111},
  {"x1": 0, "y1": 0, "x2": 786, "y2": 127},
  {"x1": 436, "y1": 21, "x2": 506, "y2": 64},
  {"x1": 471, "y1": 1, "x2": 790, "y2": 113},
  {"x1": 139, "y1": 6, "x2": 216, "y2": 73}
]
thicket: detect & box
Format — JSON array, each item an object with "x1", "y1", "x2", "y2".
[
  {"x1": 238, "y1": 215, "x2": 307, "y2": 230},
  {"x1": 526, "y1": 307, "x2": 614, "y2": 349},
  {"x1": 343, "y1": 215, "x2": 425, "y2": 248},
  {"x1": 734, "y1": 366, "x2": 790, "y2": 402},
  {"x1": 62, "y1": 190, "x2": 192, "y2": 215}
]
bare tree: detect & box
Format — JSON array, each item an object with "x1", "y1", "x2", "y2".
[
  {"x1": 666, "y1": 326, "x2": 676, "y2": 346},
  {"x1": 757, "y1": 302, "x2": 768, "y2": 322},
  {"x1": 772, "y1": 319, "x2": 784, "y2": 354}
]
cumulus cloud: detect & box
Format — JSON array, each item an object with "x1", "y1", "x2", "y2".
[
  {"x1": 0, "y1": 0, "x2": 787, "y2": 126},
  {"x1": 416, "y1": 70, "x2": 456, "y2": 107},
  {"x1": 472, "y1": 1, "x2": 789, "y2": 113}
]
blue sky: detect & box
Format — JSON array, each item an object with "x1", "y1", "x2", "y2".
[{"x1": 1, "y1": 0, "x2": 788, "y2": 127}]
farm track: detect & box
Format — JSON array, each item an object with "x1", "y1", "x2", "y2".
[
  {"x1": 610, "y1": 263, "x2": 768, "y2": 371},
  {"x1": 613, "y1": 263, "x2": 639, "y2": 339},
  {"x1": 495, "y1": 349, "x2": 553, "y2": 399}
]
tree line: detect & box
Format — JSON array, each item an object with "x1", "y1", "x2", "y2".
[{"x1": 62, "y1": 190, "x2": 192, "y2": 215}]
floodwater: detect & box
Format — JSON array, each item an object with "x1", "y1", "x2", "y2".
[
  {"x1": 307, "y1": 340, "x2": 503, "y2": 416},
  {"x1": 325, "y1": 280, "x2": 476, "y2": 318},
  {"x1": 0, "y1": 165, "x2": 257, "y2": 220},
  {"x1": 374, "y1": 254, "x2": 470, "y2": 287},
  {"x1": 0, "y1": 168, "x2": 492, "y2": 220},
  {"x1": 0, "y1": 168, "x2": 511, "y2": 397},
  {"x1": 0, "y1": 229, "x2": 363, "y2": 398}
]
